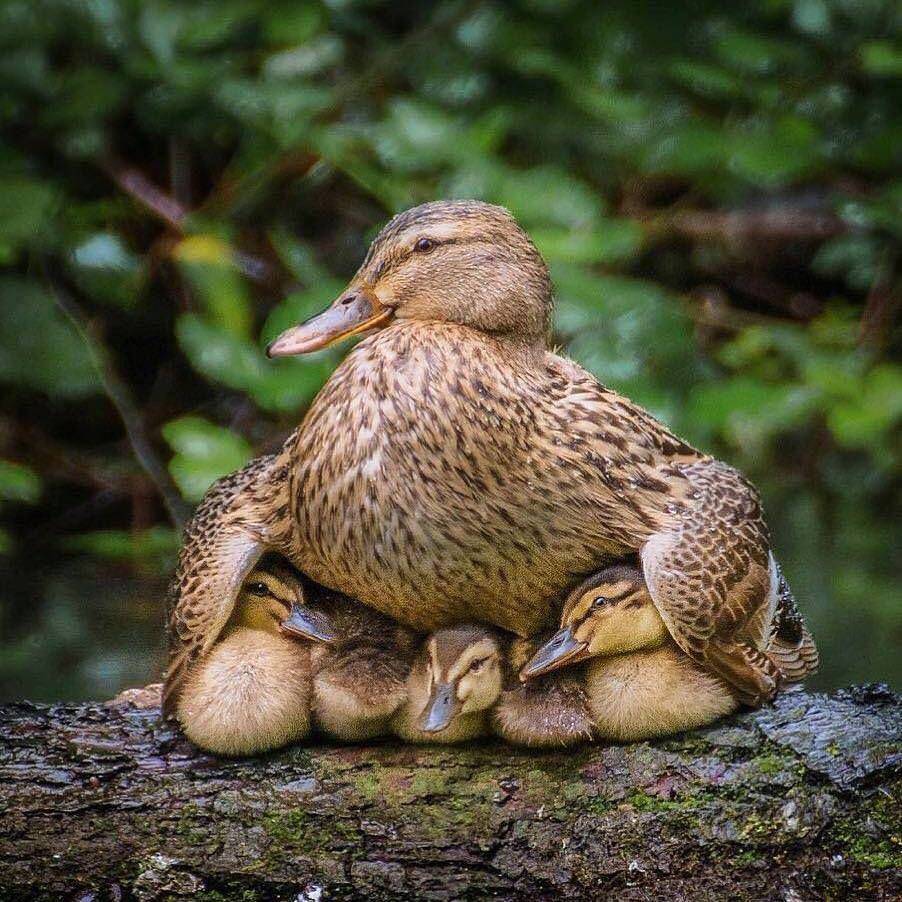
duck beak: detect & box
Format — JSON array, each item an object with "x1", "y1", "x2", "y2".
[
  {"x1": 280, "y1": 603, "x2": 338, "y2": 644},
  {"x1": 266, "y1": 287, "x2": 393, "y2": 357},
  {"x1": 519, "y1": 626, "x2": 589, "y2": 680},
  {"x1": 417, "y1": 683, "x2": 460, "y2": 734}
]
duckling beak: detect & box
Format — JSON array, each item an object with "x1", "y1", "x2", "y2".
[
  {"x1": 418, "y1": 683, "x2": 460, "y2": 734},
  {"x1": 266, "y1": 288, "x2": 393, "y2": 357},
  {"x1": 280, "y1": 603, "x2": 338, "y2": 644},
  {"x1": 519, "y1": 627, "x2": 589, "y2": 680}
]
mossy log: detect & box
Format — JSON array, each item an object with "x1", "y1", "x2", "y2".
[{"x1": 0, "y1": 685, "x2": 899, "y2": 901}]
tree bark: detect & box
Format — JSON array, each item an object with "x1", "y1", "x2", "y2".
[{"x1": 1, "y1": 685, "x2": 899, "y2": 901}]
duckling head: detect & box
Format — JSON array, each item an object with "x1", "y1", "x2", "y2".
[
  {"x1": 234, "y1": 561, "x2": 307, "y2": 635},
  {"x1": 417, "y1": 626, "x2": 503, "y2": 734},
  {"x1": 267, "y1": 200, "x2": 553, "y2": 357},
  {"x1": 520, "y1": 566, "x2": 669, "y2": 680}
]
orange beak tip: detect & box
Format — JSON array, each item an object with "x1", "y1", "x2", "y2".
[{"x1": 265, "y1": 328, "x2": 326, "y2": 358}]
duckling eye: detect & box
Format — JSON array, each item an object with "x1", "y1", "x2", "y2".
[
  {"x1": 468, "y1": 657, "x2": 489, "y2": 674},
  {"x1": 246, "y1": 582, "x2": 270, "y2": 597},
  {"x1": 414, "y1": 237, "x2": 437, "y2": 253},
  {"x1": 592, "y1": 595, "x2": 608, "y2": 609}
]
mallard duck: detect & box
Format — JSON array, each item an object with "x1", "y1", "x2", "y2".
[
  {"x1": 281, "y1": 586, "x2": 418, "y2": 741},
  {"x1": 174, "y1": 559, "x2": 313, "y2": 756},
  {"x1": 520, "y1": 564, "x2": 819, "y2": 738},
  {"x1": 392, "y1": 627, "x2": 594, "y2": 747},
  {"x1": 166, "y1": 199, "x2": 811, "y2": 717}
]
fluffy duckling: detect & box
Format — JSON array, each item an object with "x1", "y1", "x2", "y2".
[
  {"x1": 393, "y1": 626, "x2": 504, "y2": 744},
  {"x1": 175, "y1": 560, "x2": 313, "y2": 757},
  {"x1": 521, "y1": 565, "x2": 739, "y2": 741},
  {"x1": 281, "y1": 587, "x2": 418, "y2": 742},
  {"x1": 490, "y1": 636, "x2": 595, "y2": 748},
  {"x1": 392, "y1": 628, "x2": 594, "y2": 747}
]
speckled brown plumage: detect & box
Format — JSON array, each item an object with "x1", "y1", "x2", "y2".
[
  {"x1": 163, "y1": 454, "x2": 288, "y2": 716},
  {"x1": 282, "y1": 322, "x2": 697, "y2": 634},
  {"x1": 164, "y1": 199, "x2": 815, "y2": 716},
  {"x1": 764, "y1": 558, "x2": 820, "y2": 683}
]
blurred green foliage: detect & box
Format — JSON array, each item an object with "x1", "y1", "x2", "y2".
[{"x1": 0, "y1": 0, "x2": 899, "y2": 700}]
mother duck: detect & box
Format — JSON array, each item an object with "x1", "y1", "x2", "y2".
[{"x1": 164, "y1": 201, "x2": 797, "y2": 715}]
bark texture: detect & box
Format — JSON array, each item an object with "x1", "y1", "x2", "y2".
[{"x1": 0, "y1": 685, "x2": 899, "y2": 901}]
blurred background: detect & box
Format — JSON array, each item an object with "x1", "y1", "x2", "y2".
[{"x1": 0, "y1": 0, "x2": 899, "y2": 702}]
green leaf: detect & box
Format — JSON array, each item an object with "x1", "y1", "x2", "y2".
[
  {"x1": 641, "y1": 123, "x2": 727, "y2": 177},
  {"x1": 264, "y1": 36, "x2": 343, "y2": 80},
  {"x1": 0, "y1": 460, "x2": 41, "y2": 503},
  {"x1": 177, "y1": 313, "x2": 333, "y2": 413},
  {"x1": 489, "y1": 166, "x2": 605, "y2": 228},
  {"x1": 828, "y1": 364, "x2": 902, "y2": 448},
  {"x1": 62, "y1": 526, "x2": 179, "y2": 571},
  {"x1": 713, "y1": 28, "x2": 805, "y2": 76},
  {"x1": 0, "y1": 177, "x2": 56, "y2": 257},
  {"x1": 268, "y1": 229, "x2": 332, "y2": 285},
  {"x1": 668, "y1": 61, "x2": 743, "y2": 100},
  {"x1": 685, "y1": 378, "x2": 812, "y2": 452},
  {"x1": 532, "y1": 219, "x2": 643, "y2": 265},
  {"x1": 69, "y1": 232, "x2": 143, "y2": 307},
  {"x1": 727, "y1": 117, "x2": 820, "y2": 188},
  {"x1": 0, "y1": 276, "x2": 100, "y2": 398},
  {"x1": 173, "y1": 234, "x2": 252, "y2": 338},
  {"x1": 859, "y1": 42, "x2": 902, "y2": 78},
  {"x1": 162, "y1": 416, "x2": 252, "y2": 502}
]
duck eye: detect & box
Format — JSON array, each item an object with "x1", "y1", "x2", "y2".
[
  {"x1": 592, "y1": 595, "x2": 608, "y2": 609},
  {"x1": 414, "y1": 237, "x2": 437, "y2": 253},
  {"x1": 468, "y1": 657, "x2": 488, "y2": 674},
  {"x1": 247, "y1": 582, "x2": 270, "y2": 597}
]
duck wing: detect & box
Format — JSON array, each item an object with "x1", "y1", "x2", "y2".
[
  {"x1": 640, "y1": 459, "x2": 781, "y2": 707},
  {"x1": 163, "y1": 453, "x2": 285, "y2": 717},
  {"x1": 763, "y1": 556, "x2": 820, "y2": 682}
]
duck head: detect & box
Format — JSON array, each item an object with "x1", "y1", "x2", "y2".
[
  {"x1": 266, "y1": 200, "x2": 553, "y2": 357},
  {"x1": 417, "y1": 625, "x2": 503, "y2": 734},
  {"x1": 520, "y1": 565, "x2": 669, "y2": 679}
]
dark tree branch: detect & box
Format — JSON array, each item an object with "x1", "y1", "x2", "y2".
[
  {"x1": 859, "y1": 251, "x2": 900, "y2": 353},
  {"x1": 42, "y1": 264, "x2": 191, "y2": 530},
  {"x1": 668, "y1": 207, "x2": 847, "y2": 244},
  {"x1": 99, "y1": 155, "x2": 281, "y2": 286},
  {"x1": 1, "y1": 685, "x2": 899, "y2": 900},
  {"x1": 101, "y1": 155, "x2": 188, "y2": 231}
]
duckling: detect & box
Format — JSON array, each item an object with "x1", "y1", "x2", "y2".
[
  {"x1": 521, "y1": 565, "x2": 738, "y2": 739},
  {"x1": 491, "y1": 636, "x2": 595, "y2": 748},
  {"x1": 524, "y1": 559, "x2": 818, "y2": 707},
  {"x1": 521, "y1": 564, "x2": 818, "y2": 739},
  {"x1": 281, "y1": 586, "x2": 417, "y2": 742},
  {"x1": 393, "y1": 626, "x2": 504, "y2": 744},
  {"x1": 169, "y1": 200, "x2": 812, "y2": 715},
  {"x1": 392, "y1": 627, "x2": 594, "y2": 747},
  {"x1": 175, "y1": 559, "x2": 312, "y2": 757}
]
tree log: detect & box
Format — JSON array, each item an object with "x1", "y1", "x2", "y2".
[{"x1": 1, "y1": 685, "x2": 899, "y2": 901}]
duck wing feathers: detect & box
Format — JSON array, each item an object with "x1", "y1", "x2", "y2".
[
  {"x1": 641, "y1": 459, "x2": 781, "y2": 706},
  {"x1": 163, "y1": 454, "x2": 287, "y2": 717}
]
